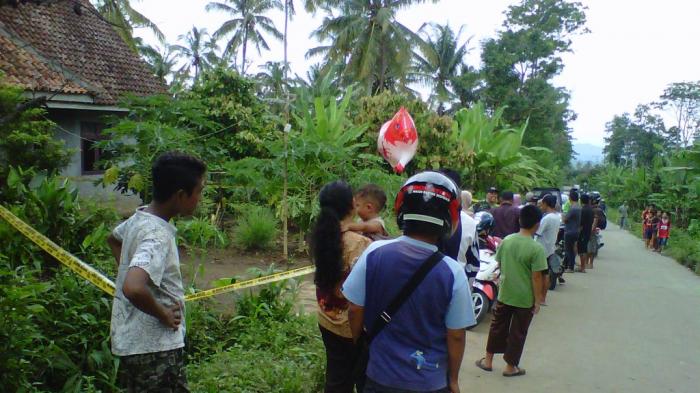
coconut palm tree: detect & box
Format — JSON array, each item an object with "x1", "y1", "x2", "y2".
[
  {"x1": 94, "y1": 0, "x2": 164, "y2": 50},
  {"x1": 171, "y1": 27, "x2": 220, "y2": 83},
  {"x1": 136, "y1": 39, "x2": 178, "y2": 83},
  {"x1": 307, "y1": 0, "x2": 438, "y2": 94},
  {"x1": 412, "y1": 23, "x2": 471, "y2": 112},
  {"x1": 257, "y1": 61, "x2": 288, "y2": 100},
  {"x1": 206, "y1": 0, "x2": 284, "y2": 74}
]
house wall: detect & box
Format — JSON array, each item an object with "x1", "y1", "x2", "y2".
[{"x1": 50, "y1": 109, "x2": 141, "y2": 215}]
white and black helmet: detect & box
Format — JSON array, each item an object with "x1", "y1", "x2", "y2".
[{"x1": 394, "y1": 171, "x2": 461, "y2": 237}]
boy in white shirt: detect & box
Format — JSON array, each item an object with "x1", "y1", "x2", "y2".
[{"x1": 106, "y1": 152, "x2": 206, "y2": 392}]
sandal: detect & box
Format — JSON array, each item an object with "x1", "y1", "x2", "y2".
[
  {"x1": 503, "y1": 367, "x2": 526, "y2": 377},
  {"x1": 475, "y1": 358, "x2": 493, "y2": 372}
]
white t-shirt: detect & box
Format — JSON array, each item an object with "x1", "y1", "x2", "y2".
[
  {"x1": 536, "y1": 211, "x2": 561, "y2": 257},
  {"x1": 110, "y1": 208, "x2": 185, "y2": 356},
  {"x1": 458, "y1": 211, "x2": 477, "y2": 266}
]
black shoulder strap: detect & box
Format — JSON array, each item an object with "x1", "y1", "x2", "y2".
[{"x1": 366, "y1": 250, "x2": 444, "y2": 343}]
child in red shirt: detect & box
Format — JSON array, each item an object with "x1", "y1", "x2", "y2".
[{"x1": 657, "y1": 212, "x2": 671, "y2": 252}]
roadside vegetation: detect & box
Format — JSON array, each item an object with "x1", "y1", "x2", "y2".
[
  {"x1": 571, "y1": 82, "x2": 700, "y2": 275},
  {"x1": 11, "y1": 0, "x2": 700, "y2": 392}
]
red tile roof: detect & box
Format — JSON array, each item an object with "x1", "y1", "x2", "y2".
[{"x1": 0, "y1": 0, "x2": 166, "y2": 105}]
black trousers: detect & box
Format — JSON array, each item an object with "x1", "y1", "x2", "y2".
[
  {"x1": 564, "y1": 232, "x2": 578, "y2": 270},
  {"x1": 319, "y1": 325, "x2": 364, "y2": 393},
  {"x1": 486, "y1": 302, "x2": 534, "y2": 367}
]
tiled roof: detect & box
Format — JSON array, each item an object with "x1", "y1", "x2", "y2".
[{"x1": 0, "y1": 0, "x2": 166, "y2": 105}]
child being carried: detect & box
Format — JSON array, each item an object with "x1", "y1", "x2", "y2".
[{"x1": 342, "y1": 184, "x2": 390, "y2": 241}]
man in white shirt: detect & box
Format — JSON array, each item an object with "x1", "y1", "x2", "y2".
[
  {"x1": 535, "y1": 194, "x2": 561, "y2": 305},
  {"x1": 459, "y1": 191, "x2": 480, "y2": 285}
]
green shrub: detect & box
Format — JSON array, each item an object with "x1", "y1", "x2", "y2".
[
  {"x1": 177, "y1": 216, "x2": 228, "y2": 250},
  {"x1": 0, "y1": 171, "x2": 120, "y2": 391},
  {"x1": 185, "y1": 269, "x2": 322, "y2": 392},
  {"x1": 234, "y1": 205, "x2": 278, "y2": 250},
  {"x1": 187, "y1": 315, "x2": 324, "y2": 393}
]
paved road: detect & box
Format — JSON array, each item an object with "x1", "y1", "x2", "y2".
[{"x1": 459, "y1": 225, "x2": 700, "y2": 393}]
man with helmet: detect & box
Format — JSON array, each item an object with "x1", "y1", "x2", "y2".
[{"x1": 343, "y1": 171, "x2": 476, "y2": 393}]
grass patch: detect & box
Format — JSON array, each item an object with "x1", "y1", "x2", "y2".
[
  {"x1": 234, "y1": 205, "x2": 278, "y2": 251},
  {"x1": 187, "y1": 315, "x2": 324, "y2": 393}
]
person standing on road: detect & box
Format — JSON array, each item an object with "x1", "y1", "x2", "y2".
[
  {"x1": 312, "y1": 181, "x2": 372, "y2": 392},
  {"x1": 618, "y1": 203, "x2": 629, "y2": 229},
  {"x1": 535, "y1": 195, "x2": 561, "y2": 305},
  {"x1": 491, "y1": 191, "x2": 520, "y2": 239},
  {"x1": 578, "y1": 194, "x2": 595, "y2": 273},
  {"x1": 657, "y1": 212, "x2": 671, "y2": 252},
  {"x1": 562, "y1": 191, "x2": 581, "y2": 273},
  {"x1": 588, "y1": 199, "x2": 603, "y2": 269},
  {"x1": 343, "y1": 171, "x2": 475, "y2": 393},
  {"x1": 475, "y1": 205, "x2": 547, "y2": 377}
]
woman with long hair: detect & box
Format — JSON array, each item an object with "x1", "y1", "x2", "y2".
[{"x1": 312, "y1": 180, "x2": 371, "y2": 393}]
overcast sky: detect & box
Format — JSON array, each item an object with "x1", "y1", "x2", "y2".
[{"x1": 133, "y1": 0, "x2": 700, "y2": 147}]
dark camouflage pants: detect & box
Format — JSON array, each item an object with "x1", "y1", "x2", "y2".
[{"x1": 118, "y1": 348, "x2": 189, "y2": 393}]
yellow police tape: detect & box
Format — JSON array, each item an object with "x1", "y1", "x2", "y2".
[{"x1": 0, "y1": 204, "x2": 315, "y2": 302}]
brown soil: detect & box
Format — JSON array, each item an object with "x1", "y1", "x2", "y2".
[{"x1": 180, "y1": 246, "x2": 317, "y2": 313}]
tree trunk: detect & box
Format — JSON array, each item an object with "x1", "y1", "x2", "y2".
[
  {"x1": 241, "y1": 0, "x2": 249, "y2": 74},
  {"x1": 242, "y1": 32, "x2": 248, "y2": 74},
  {"x1": 282, "y1": 0, "x2": 290, "y2": 261}
]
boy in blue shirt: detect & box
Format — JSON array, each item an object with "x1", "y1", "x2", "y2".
[{"x1": 343, "y1": 171, "x2": 476, "y2": 393}]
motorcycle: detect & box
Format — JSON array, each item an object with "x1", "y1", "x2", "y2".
[
  {"x1": 550, "y1": 226, "x2": 566, "y2": 290},
  {"x1": 471, "y1": 235, "x2": 501, "y2": 325}
]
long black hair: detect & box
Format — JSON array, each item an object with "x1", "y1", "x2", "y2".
[{"x1": 312, "y1": 180, "x2": 354, "y2": 292}]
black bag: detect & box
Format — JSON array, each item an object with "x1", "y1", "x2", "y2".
[{"x1": 354, "y1": 251, "x2": 444, "y2": 382}]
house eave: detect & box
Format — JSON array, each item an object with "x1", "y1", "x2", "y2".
[{"x1": 21, "y1": 91, "x2": 128, "y2": 112}]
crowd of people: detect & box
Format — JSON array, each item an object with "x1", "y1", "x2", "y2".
[
  {"x1": 105, "y1": 150, "x2": 607, "y2": 393},
  {"x1": 639, "y1": 204, "x2": 672, "y2": 252}
]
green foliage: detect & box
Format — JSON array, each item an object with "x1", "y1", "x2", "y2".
[
  {"x1": 234, "y1": 205, "x2": 278, "y2": 250},
  {"x1": 177, "y1": 217, "x2": 229, "y2": 250},
  {"x1": 190, "y1": 68, "x2": 277, "y2": 160},
  {"x1": 98, "y1": 94, "x2": 214, "y2": 201},
  {"x1": 0, "y1": 261, "x2": 52, "y2": 391},
  {"x1": 187, "y1": 269, "x2": 323, "y2": 392},
  {"x1": 352, "y1": 91, "x2": 453, "y2": 171},
  {"x1": 412, "y1": 23, "x2": 470, "y2": 110},
  {"x1": 479, "y1": 0, "x2": 589, "y2": 167},
  {"x1": 308, "y1": 0, "x2": 439, "y2": 93},
  {"x1": 0, "y1": 172, "x2": 119, "y2": 392},
  {"x1": 0, "y1": 78, "x2": 71, "y2": 185},
  {"x1": 449, "y1": 103, "x2": 555, "y2": 192},
  {"x1": 187, "y1": 315, "x2": 324, "y2": 392},
  {"x1": 225, "y1": 89, "x2": 404, "y2": 231},
  {"x1": 603, "y1": 107, "x2": 667, "y2": 167},
  {"x1": 658, "y1": 81, "x2": 700, "y2": 147},
  {"x1": 206, "y1": 0, "x2": 284, "y2": 73}
]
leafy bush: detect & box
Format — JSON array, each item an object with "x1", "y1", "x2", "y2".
[
  {"x1": 187, "y1": 315, "x2": 324, "y2": 393},
  {"x1": 0, "y1": 171, "x2": 119, "y2": 391},
  {"x1": 187, "y1": 270, "x2": 323, "y2": 392},
  {"x1": 233, "y1": 205, "x2": 278, "y2": 251},
  {"x1": 0, "y1": 77, "x2": 71, "y2": 185},
  {"x1": 177, "y1": 216, "x2": 229, "y2": 250}
]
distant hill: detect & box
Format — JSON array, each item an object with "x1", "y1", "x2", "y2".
[{"x1": 573, "y1": 143, "x2": 604, "y2": 163}]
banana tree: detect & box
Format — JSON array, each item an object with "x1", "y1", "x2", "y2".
[{"x1": 449, "y1": 102, "x2": 553, "y2": 192}]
